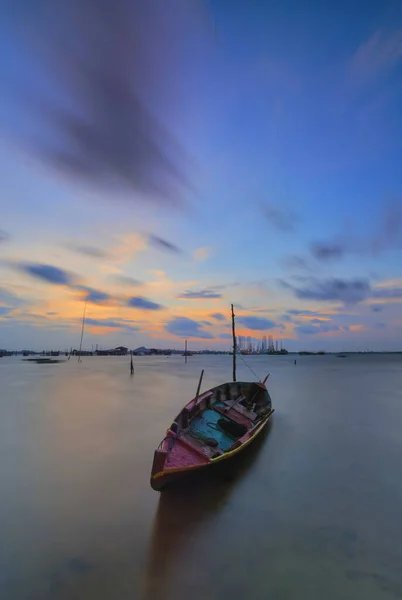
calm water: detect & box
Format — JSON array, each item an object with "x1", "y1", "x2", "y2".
[{"x1": 1, "y1": 354, "x2": 402, "y2": 599}]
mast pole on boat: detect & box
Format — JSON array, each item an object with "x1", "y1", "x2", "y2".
[
  {"x1": 185, "y1": 339, "x2": 188, "y2": 363},
  {"x1": 231, "y1": 303, "x2": 236, "y2": 382}
]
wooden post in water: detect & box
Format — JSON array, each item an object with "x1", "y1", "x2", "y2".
[
  {"x1": 185, "y1": 339, "x2": 188, "y2": 364},
  {"x1": 231, "y1": 303, "x2": 236, "y2": 382},
  {"x1": 130, "y1": 351, "x2": 134, "y2": 375},
  {"x1": 195, "y1": 369, "x2": 204, "y2": 401}
]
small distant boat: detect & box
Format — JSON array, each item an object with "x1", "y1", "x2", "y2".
[
  {"x1": 150, "y1": 305, "x2": 274, "y2": 491},
  {"x1": 336, "y1": 353, "x2": 348, "y2": 358},
  {"x1": 24, "y1": 358, "x2": 63, "y2": 364}
]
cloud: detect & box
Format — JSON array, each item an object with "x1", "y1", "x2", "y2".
[
  {"x1": 77, "y1": 286, "x2": 111, "y2": 305},
  {"x1": 0, "y1": 287, "x2": 26, "y2": 308},
  {"x1": 0, "y1": 230, "x2": 10, "y2": 243},
  {"x1": 310, "y1": 242, "x2": 344, "y2": 262},
  {"x1": 193, "y1": 247, "x2": 211, "y2": 261},
  {"x1": 282, "y1": 278, "x2": 371, "y2": 305},
  {"x1": 127, "y1": 296, "x2": 162, "y2": 310},
  {"x1": 147, "y1": 234, "x2": 182, "y2": 254},
  {"x1": 372, "y1": 286, "x2": 402, "y2": 300},
  {"x1": 282, "y1": 255, "x2": 312, "y2": 271},
  {"x1": 179, "y1": 288, "x2": 222, "y2": 299},
  {"x1": 210, "y1": 312, "x2": 226, "y2": 321},
  {"x1": 374, "y1": 322, "x2": 386, "y2": 329},
  {"x1": 284, "y1": 277, "x2": 402, "y2": 307},
  {"x1": 19, "y1": 263, "x2": 74, "y2": 285},
  {"x1": 294, "y1": 323, "x2": 347, "y2": 335},
  {"x1": 0, "y1": 307, "x2": 12, "y2": 316},
  {"x1": 351, "y1": 29, "x2": 402, "y2": 83},
  {"x1": 287, "y1": 309, "x2": 333, "y2": 317},
  {"x1": 85, "y1": 318, "x2": 138, "y2": 331},
  {"x1": 165, "y1": 316, "x2": 213, "y2": 339},
  {"x1": 220, "y1": 333, "x2": 232, "y2": 339},
  {"x1": 68, "y1": 244, "x2": 109, "y2": 258},
  {"x1": 5, "y1": 0, "x2": 200, "y2": 206},
  {"x1": 263, "y1": 204, "x2": 299, "y2": 232},
  {"x1": 371, "y1": 305, "x2": 383, "y2": 312},
  {"x1": 237, "y1": 316, "x2": 276, "y2": 330},
  {"x1": 309, "y1": 205, "x2": 402, "y2": 264},
  {"x1": 110, "y1": 275, "x2": 142, "y2": 287}
]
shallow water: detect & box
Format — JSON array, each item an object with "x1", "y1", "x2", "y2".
[{"x1": 1, "y1": 353, "x2": 402, "y2": 599}]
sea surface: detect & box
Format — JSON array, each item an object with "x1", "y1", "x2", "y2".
[{"x1": 1, "y1": 353, "x2": 402, "y2": 600}]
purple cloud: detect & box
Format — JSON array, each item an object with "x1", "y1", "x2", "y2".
[
  {"x1": 310, "y1": 242, "x2": 343, "y2": 262},
  {"x1": 282, "y1": 278, "x2": 371, "y2": 305},
  {"x1": 78, "y1": 287, "x2": 111, "y2": 305},
  {"x1": 165, "y1": 317, "x2": 213, "y2": 339},
  {"x1": 220, "y1": 333, "x2": 232, "y2": 339},
  {"x1": 20, "y1": 263, "x2": 73, "y2": 285},
  {"x1": 3, "y1": 0, "x2": 201, "y2": 207},
  {"x1": 148, "y1": 234, "x2": 182, "y2": 254},
  {"x1": 179, "y1": 289, "x2": 222, "y2": 299},
  {"x1": 69, "y1": 244, "x2": 109, "y2": 259},
  {"x1": 237, "y1": 316, "x2": 276, "y2": 330},
  {"x1": 263, "y1": 204, "x2": 299, "y2": 232},
  {"x1": 110, "y1": 275, "x2": 142, "y2": 287},
  {"x1": 85, "y1": 318, "x2": 138, "y2": 331},
  {"x1": 0, "y1": 230, "x2": 10, "y2": 243},
  {"x1": 127, "y1": 296, "x2": 162, "y2": 310},
  {"x1": 294, "y1": 323, "x2": 345, "y2": 335},
  {"x1": 210, "y1": 313, "x2": 226, "y2": 321}
]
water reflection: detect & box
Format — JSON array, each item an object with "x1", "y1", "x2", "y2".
[{"x1": 141, "y1": 424, "x2": 271, "y2": 600}]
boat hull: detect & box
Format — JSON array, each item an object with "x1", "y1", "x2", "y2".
[{"x1": 150, "y1": 407, "x2": 274, "y2": 491}]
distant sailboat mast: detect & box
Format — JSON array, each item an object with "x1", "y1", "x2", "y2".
[{"x1": 78, "y1": 299, "x2": 87, "y2": 362}]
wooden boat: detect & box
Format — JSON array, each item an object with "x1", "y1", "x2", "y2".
[{"x1": 150, "y1": 305, "x2": 274, "y2": 491}]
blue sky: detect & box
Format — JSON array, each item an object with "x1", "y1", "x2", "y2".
[{"x1": 1, "y1": 0, "x2": 402, "y2": 351}]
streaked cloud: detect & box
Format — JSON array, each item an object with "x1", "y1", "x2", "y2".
[
  {"x1": 210, "y1": 312, "x2": 226, "y2": 321},
  {"x1": 85, "y1": 318, "x2": 138, "y2": 331},
  {"x1": 310, "y1": 205, "x2": 402, "y2": 263},
  {"x1": 263, "y1": 204, "x2": 299, "y2": 232},
  {"x1": 351, "y1": 29, "x2": 402, "y2": 83},
  {"x1": 127, "y1": 296, "x2": 162, "y2": 311},
  {"x1": 5, "y1": 0, "x2": 201, "y2": 207},
  {"x1": 67, "y1": 244, "x2": 109, "y2": 259},
  {"x1": 220, "y1": 333, "x2": 232, "y2": 339},
  {"x1": 179, "y1": 288, "x2": 222, "y2": 299},
  {"x1": 282, "y1": 278, "x2": 371, "y2": 305},
  {"x1": 237, "y1": 316, "x2": 275, "y2": 330},
  {"x1": 19, "y1": 263, "x2": 74, "y2": 286},
  {"x1": 0, "y1": 287, "x2": 26, "y2": 308},
  {"x1": 76, "y1": 286, "x2": 112, "y2": 305},
  {"x1": 294, "y1": 323, "x2": 348, "y2": 335},
  {"x1": 165, "y1": 316, "x2": 213, "y2": 339},
  {"x1": 283, "y1": 277, "x2": 402, "y2": 306},
  {"x1": 110, "y1": 275, "x2": 142, "y2": 287},
  {"x1": 282, "y1": 255, "x2": 312, "y2": 271},
  {"x1": 147, "y1": 234, "x2": 182, "y2": 254},
  {"x1": 310, "y1": 242, "x2": 343, "y2": 262},
  {"x1": 0, "y1": 230, "x2": 10, "y2": 243}
]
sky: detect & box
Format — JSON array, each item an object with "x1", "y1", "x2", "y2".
[{"x1": 1, "y1": 0, "x2": 402, "y2": 351}]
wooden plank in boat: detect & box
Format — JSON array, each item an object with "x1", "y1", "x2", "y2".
[{"x1": 224, "y1": 400, "x2": 257, "y2": 421}]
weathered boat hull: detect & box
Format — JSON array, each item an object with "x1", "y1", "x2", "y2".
[{"x1": 150, "y1": 380, "x2": 273, "y2": 491}]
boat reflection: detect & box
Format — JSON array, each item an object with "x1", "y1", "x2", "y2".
[{"x1": 141, "y1": 422, "x2": 271, "y2": 600}]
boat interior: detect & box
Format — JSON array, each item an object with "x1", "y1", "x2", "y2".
[{"x1": 158, "y1": 381, "x2": 272, "y2": 471}]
